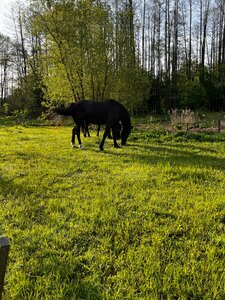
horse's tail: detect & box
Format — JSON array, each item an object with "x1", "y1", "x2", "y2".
[{"x1": 47, "y1": 103, "x2": 74, "y2": 125}]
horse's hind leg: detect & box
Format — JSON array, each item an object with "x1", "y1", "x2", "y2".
[
  {"x1": 83, "y1": 121, "x2": 90, "y2": 137},
  {"x1": 86, "y1": 125, "x2": 90, "y2": 137},
  {"x1": 97, "y1": 125, "x2": 100, "y2": 136},
  {"x1": 71, "y1": 125, "x2": 83, "y2": 149},
  {"x1": 76, "y1": 125, "x2": 84, "y2": 149},
  {"x1": 108, "y1": 129, "x2": 113, "y2": 139}
]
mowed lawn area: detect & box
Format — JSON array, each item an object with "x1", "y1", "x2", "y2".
[{"x1": 1, "y1": 118, "x2": 225, "y2": 299}]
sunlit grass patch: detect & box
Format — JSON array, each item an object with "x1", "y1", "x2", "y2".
[{"x1": 1, "y1": 122, "x2": 225, "y2": 299}]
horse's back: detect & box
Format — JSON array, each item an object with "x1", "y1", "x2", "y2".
[
  {"x1": 101, "y1": 99, "x2": 130, "y2": 121},
  {"x1": 80, "y1": 101, "x2": 108, "y2": 124},
  {"x1": 77, "y1": 99, "x2": 127, "y2": 125}
]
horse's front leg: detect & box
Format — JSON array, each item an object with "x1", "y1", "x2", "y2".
[
  {"x1": 112, "y1": 126, "x2": 120, "y2": 148},
  {"x1": 99, "y1": 125, "x2": 110, "y2": 151},
  {"x1": 71, "y1": 126, "x2": 76, "y2": 148}
]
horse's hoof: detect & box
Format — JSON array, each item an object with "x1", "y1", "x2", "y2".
[
  {"x1": 71, "y1": 143, "x2": 76, "y2": 148},
  {"x1": 79, "y1": 144, "x2": 84, "y2": 150},
  {"x1": 99, "y1": 147, "x2": 104, "y2": 151}
]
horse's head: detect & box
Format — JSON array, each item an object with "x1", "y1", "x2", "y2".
[
  {"x1": 121, "y1": 126, "x2": 131, "y2": 145},
  {"x1": 113, "y1": 122, "x2": 122, "y2": 140}
]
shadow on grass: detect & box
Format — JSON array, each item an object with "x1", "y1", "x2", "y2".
[
  {"x1": 103, "y1": 140, "x2": 225, "y2": 172},
  {"x1": 0, "y1": 174, "x2": 48, "y2": 228},
  {"x1": 0, "y1": 173, "x2": 34, "y2": 198},
  {"x1": 65, "y1": 282, "x2": 102, "y2": 300}
]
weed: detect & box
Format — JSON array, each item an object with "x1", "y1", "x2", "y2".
[{"x1": 168, "y1": 108, "x2": 195, "y2": 131}]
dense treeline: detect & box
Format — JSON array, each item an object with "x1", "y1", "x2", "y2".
[{"x1": 1, "y1": 0, "x2": 225, "y2": 116}]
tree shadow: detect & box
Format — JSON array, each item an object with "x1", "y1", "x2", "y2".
[
  {"x1": 104, "y1": 140, "x2": 225, "y2": 172},
  {"x1": 0, "y1": 173, "x2": 34, "y2": 199}
]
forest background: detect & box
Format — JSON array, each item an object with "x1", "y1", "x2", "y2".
[{"x1": 0, "y1": 0, "x2": 225, "y2": 118}]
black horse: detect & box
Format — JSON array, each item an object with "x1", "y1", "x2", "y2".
[
  {"x1": 49, "y1": 99, "x2": 131, "y2": 150},
  {"x1": 83, "y1": 122, "x2": 121, "y2": 139}
]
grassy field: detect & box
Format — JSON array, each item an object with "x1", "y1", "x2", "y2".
[{"x1": 1, "y1": 117, "x2": 225, "y2": 299}]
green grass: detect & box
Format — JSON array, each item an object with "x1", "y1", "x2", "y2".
[{"x1": 1, "y1": 119, "x2": 225, "y2": 299}]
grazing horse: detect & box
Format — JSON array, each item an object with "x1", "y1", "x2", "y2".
[
  {"x1": 49, "y1": 99, "x2": 131, "y2": 150},
  {"x1": 82, "y1": 123, "x2": 99, "y2": 137},
  {"x1": 83, "y1": 122, "x2": 121, "y2": 139}
]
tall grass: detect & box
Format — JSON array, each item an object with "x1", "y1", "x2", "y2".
[{"x1": 1, "y1": 120, "x2": 225, "y2": 299}]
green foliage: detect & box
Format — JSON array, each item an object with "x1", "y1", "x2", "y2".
[
  {"x1": 7, "y1": 74, "x2": 45, "y2": 117},
  {"x1": 3, "y1": 1, "x2": 225, "y2": 114},
  {"x1": 113, "y1": 67, "x2": 151, "y2": 111},
  {"x1": 177, "y1": 76, "x2": 206, "y2": 109},
  {"x1": 30, "y1": 0, "x2": 115, "y2": 103},
  {"x1": 1, "y1": 118, "x2": 225, "y2": 299},
  {"x1": 26, "y1": 0, "x2": 149, "y2": 110},
  {"x1": 150, "y1": 63, "x2": 225, "y2": 112},
  {"x1": 1, "y1": 103, "x2": 10, "y2": 115}
]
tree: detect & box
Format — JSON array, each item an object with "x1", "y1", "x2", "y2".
[
  {"x1": 2, "y1": 0, "x2": 225, "y2": 115},
  {"x1": 27, "y1": 0, "x2": 117, "y2": 103},
  {"x1": 0, "y1": 34, "x2": 12, "y2": 107}
]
